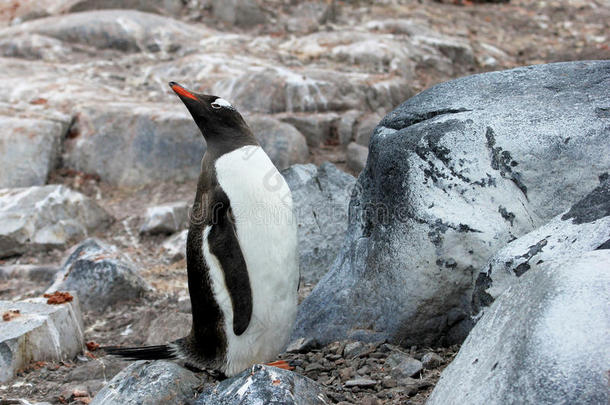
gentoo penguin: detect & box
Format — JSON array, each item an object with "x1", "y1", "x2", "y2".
[{"x1": 105, "y1": 82, "x2": 299, "y2": 377}]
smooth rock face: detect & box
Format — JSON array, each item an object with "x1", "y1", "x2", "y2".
[
  {"x1": 0, "y1": 185, "x2": 112, "y2": 258},
  {"x1": 247, "y1": 115, "x2": 309, "y2": 170},
  {"x1": 473, "y1": 175, "x2": 610, "y2": 313},
  {"x1": 195, "y1": 364, "x2": 329, "y2": 405},
  {"x1": 427, "y1": 251, "x2": 610, "y2": 405},
  {"x1": 282, "y1": 163, "x2": 356, "y2": 285},
  {"x1": 292, "y1": 61, "x2": 610, "y2": 347},
  {"x1": 0, "y1": 296, "x2": 85, "y2": 383},
  {"x1": 64, "y1": 103, "x2": 206, "y2": 186},
  {"x1": 47, "y1": 239, "x2": 150, "y2": 312},
  {"x1": 0, "y1": 116, "x2": 68, "y2": 188},
  {"x1": 91, "y1": 360, "x2": 201, "y2": 405},
  {"x1": 139, "y1": 201, "x2": 189, "y2": 235}
]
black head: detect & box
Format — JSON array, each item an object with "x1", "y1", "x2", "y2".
[{"x1": 169, "y1": 81, "x2": 257, "y2": 155}]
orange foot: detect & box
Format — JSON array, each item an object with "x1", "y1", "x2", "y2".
[{"x1": 265, "y1": 360, "x2": 294, "y2": 371}]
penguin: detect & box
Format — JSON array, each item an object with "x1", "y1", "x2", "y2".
[{"x1": 104, "y1": 82, "x2": 299, "y2": 377}]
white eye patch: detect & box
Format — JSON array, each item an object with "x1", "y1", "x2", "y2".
[{"x1": 211, "y1": 97, "x2": 233, "y2": 109}]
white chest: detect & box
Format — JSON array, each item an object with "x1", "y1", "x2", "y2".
[{"x1": 204, "y1": 145, "x2": 299, "y2": 376}]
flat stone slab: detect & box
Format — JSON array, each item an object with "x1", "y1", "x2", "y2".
[{"x1": 0, "y1": 295, "x2": 85, "y2": 383}]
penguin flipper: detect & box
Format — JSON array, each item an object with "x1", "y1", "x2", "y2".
[{"x1": 208, "y1": 188, "x2": 253, "y2": 336}]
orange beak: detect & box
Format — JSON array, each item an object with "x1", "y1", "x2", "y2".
[{"x1": 169, "y1": 81, "x2": 198, "y2": 101}]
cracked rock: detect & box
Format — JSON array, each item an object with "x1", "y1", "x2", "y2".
[
  {"x1": 0, "y1": 296, "x2": 85, "y2": 383},
  {"x1": 292, "y1": 61, "x2": 610, "y2": 348},
  {"x1": 472, "y1": 175, "x2": 610, "y2": 314},
  {"x1": 428, "y1": 251, "x2": 610, "y2": 405}
]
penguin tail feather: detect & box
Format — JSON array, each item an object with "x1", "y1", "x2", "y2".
[{"x1": 103, "y1": 344, "x2": 178, "y2": 361}]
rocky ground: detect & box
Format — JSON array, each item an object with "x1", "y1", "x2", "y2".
[{"x1": 1, "y1": 0, "x2": 608, "y2": 404}]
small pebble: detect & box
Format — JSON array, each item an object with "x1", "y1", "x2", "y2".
[{"x1": 345, "y1": 378, "x2": 377, "y2": 388}]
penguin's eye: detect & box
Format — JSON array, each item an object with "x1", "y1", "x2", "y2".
[{"x1": 211, "y1": 102, "x2": 221, "y2": 109}]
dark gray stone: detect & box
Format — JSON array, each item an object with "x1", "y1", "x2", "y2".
[
  {"x1": 195, "y1": 364, "x2": 329, "y2": 404},
  {"x1": 561, "y1": 174, "x2": 610, "y2": 225},
  {"x1": 473, "y1": 175, "x2": 610, "y2": 314},
  {"x1": 282, "y1": 163, "x2": 356, "y2": 285},
  {"x1": 291, "y1": 61, "x2": 610, "y2": 347},
  {"x1": 47, "y1": 239, "x2": 150, "y2": 312},
  {"x1": 91, "y1": 360, "x2": 201, "y2": 405},
  {"x1": 428, "y1": 251, "x2": 610, "y2": 405}
]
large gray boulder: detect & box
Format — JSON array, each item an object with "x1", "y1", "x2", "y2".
[
  {"x1": 282, "y1": 163, "x2": 356, "y2": 285},
  {"x1": 195, "y1": 364, "x2": 329, "y2": 405},
  {"x1": 47, "y1": 239, "x2": 150, "y2": 312},
  {"x1": 0, "y1": 115, "x2": 69, "y2": 188},
  {"x1": 64, "y1": 103, "x2": 206, "y2": 186},
  {"x1": 0, "y1": 10, "x2": 210, "y2": 54},
  {"x1": 0, "y1": 185, "x2": 112, "y2": 258},
  {"x1": 427, "y1": 250, "x2": 610, "y2": 405},
  {"x1": 291, "y1": 61, "x2": 610, "y2": 347},
  {"x1": 473, "y1": 174, "x2": 610, "y2": 313},
  {"x1": 0, "y1": 296, "x2": 85, "y2": 383},
  {"x1": 247, "y1": 116, "x2": 309, "y2": 171},
  {"x1": 91, "y1": 360, "x2": 201, "y2": 405}
]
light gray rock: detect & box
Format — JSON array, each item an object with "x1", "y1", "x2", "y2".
[
  {"x1": 0, "y1": 296, "x2": 85, "y2": 383},
  {"x1": 0, "y1": 115, "x2": 69, "y2": 188},
  {"x1": 421, "y1": 352, "x2": 443, "y2": 369},
  {"x1": 282, "y1": 163, "x2": 356, "y2": 285},
  {"x1": 91, "y1": 360, "x2": 201, "y2": 405},
  {"x1": 279, "y1": 112, "x2": 340, "y2": 147},
  {"x1": 355, "y1": 113, "x2": 383, "y2": 146},
  {"x1": 213, "y1": 67, "x2": 411, "y2": 114},
  {"x1": 0, "y1": 34, "x2": 71, "y2": 60},
  {"x1": 346, "y1": 142, "x2": 368, "y2": 173},
  {"x1": 0, "y1": 185, "x2": 112, "y2": 258},
  {"x1": 139, "y1": 201, "x2": 189, "y2": 235},
  {"x1": 212, "y1": 0, "x2": 268, "y2": 28},
  {"x1": 385, "y1": 353, "x2": 422, "y2": 378},
  {"x1": 64, "y1": 102, "x2": 206, "y2": 186},
  {"x1": 195, "y1": 364, "x2": 329, "y2": 405},
  {"x1": 144, "y1": 311, "x2": 191, "y2": 345},
  {"x1": 473, "y1": 174, "x2": 610, "y2": 314},
  {"x1": 337, "y1": 110, "x2": 361, "y2": 145},
  {"x1": 330, "y1": 37, "x2": 414, "y2": 77},
  {"x1": 0, "y1": 264, "x2": 60, "y2": 283},
  {"x1": 160, "y1": 229, "x2": 187, "y2": 263},
  {"x1": 47, "y1": 239, "x2": 150, "y2": 312},
  {"x1": 427, "y1": 250, "x2": 610, "y2": 405},
  {"x1": 0, "y1": 10, "x2": 210, "y2": 54},
  {"x1": 247, "y1": 115, "x2": 309, "y2": 170},
  {"x1": 292, "y1": 61, "x2": 610, "y2": 347}
]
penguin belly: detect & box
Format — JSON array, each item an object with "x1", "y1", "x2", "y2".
[{"x1": 203, "y1": 145, "x2": 299, "y2": 376}]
